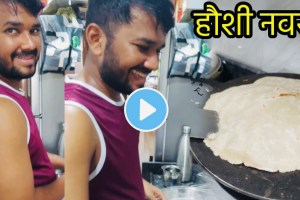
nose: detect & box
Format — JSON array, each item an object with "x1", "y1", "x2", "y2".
[
  {"x1": 144, "y1": 51, "x2": 159, "y2": 71},
  {"x1": 20, "y1": 32, "x2": 37, "y2": 50}
]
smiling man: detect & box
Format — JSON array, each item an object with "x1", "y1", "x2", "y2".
[
  {"x1": 0, "y1": 0, "x2": 64, "y2": 199},
  {"x1": 64, "y1": 0, "x2": 174, "y2": 200}
]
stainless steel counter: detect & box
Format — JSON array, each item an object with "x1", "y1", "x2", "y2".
[{"x1": 142, "y1": 162, "x2": 243, "y2": 200}]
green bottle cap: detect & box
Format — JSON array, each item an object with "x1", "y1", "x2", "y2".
[
  {"x1": 72, "y1": 36, "x2": 80, "y2": 48},
  {"x1": 201, "y1": 43, "x2": 210, "y2": 55}
]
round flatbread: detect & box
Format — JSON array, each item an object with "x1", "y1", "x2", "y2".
[{"x1": 204, "y1": 77, "x2": 300, "y2": 173}]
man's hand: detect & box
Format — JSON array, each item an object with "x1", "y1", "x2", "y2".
[
  {"x1": 143, "y1": 179, "x2": 166, "y2": 200},
  {"x1": 47, "y1": 152, "x2": 64, "y2": 170}
]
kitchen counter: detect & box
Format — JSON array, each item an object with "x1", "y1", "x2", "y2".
[{"x1": 142, "y1": 161, "x2": 250, "y2": 200}]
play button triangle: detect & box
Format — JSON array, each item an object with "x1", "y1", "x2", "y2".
[
  {"x1": 139, "y1": 98, "x2": 156, "y2": 121},
  {"x1": 124, "y1": 88, "x2": 169, "y2": 132}
]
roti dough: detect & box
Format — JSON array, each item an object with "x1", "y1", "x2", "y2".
[{"x1": 204, "y1": 77, "x2": 300, "y2": 173}]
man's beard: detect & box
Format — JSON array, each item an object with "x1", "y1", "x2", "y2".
[
  {"x1": 0, "y1": 50, "x2": 38, "y2": 80},
  {"x1": 100, "y1": 42, "x2": 151, "y2": 95},
  {"x1": 100, "y1": 43, "x2": 134, "y2": 95}
]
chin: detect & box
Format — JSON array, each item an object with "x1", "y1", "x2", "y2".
[
  {"x1": 19, "y1": 71, "x2": 36, "y2": 79},
  {"x1": 23, "y1": 71, "x2": 36, "y2": 78},
  {"x1": 17, "y1": 66, "x2": 36, "y2": 77}
]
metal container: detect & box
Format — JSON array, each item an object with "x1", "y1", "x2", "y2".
[
  {"x1": 177, "y1": 125, "x2": 193, "y2": 182},
  {"x1": 161, "y1": 165, "x2": 182, "y2": 187}
]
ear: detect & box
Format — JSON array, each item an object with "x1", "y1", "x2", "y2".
[{"x1": 85, "y1": 23, "x2": 106, "y2": 56}]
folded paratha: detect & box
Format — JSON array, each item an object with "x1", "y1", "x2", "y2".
[{"x1": 204, "y1": 77, "x2": 300, "y2": 173}]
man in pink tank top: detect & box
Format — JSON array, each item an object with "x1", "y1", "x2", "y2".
[
  {"x1": 0, "y1": 0, "x2": 64, "y2": 199},
  {"x1": 64, "y1": 0, "x2": 174, "y2": 199}
]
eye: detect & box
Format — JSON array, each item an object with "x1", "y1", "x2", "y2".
[
  {"x1": 137, "y1": 44, "x2": 150, "y2": 53},
  {"x1": 30, "y1": 27, "x2": 41, "y2": 35},
  {"x1": 5, "y1": 28, "x2": 18, "y2": 35}
]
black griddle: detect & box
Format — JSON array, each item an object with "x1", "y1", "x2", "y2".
[{"x1": 191, "y1": 73, "x2": 300, "y2": 200}]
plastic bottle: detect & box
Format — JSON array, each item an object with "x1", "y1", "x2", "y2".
[{"x1": 176, "y1": 125, "x2": 193, "y2": 182}]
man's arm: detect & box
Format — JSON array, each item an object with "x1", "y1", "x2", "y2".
[
  {"x1": 0, "y1": 98, "x2": 65, "y2": 200},
  {"x1": 64, "y1": 104, "x2": 98, "y2": 200},
  {"x1": 143, "y1": 179, "x2": 166, "y2": 200},
  {"x1": 47, "y1": 152, "x2": 64, "y2": 170},
  {"x1": 0, "y1": 98, "x2": 34, "y2": 200},
  {"x1": 33, "y1": 176, "x2": 64, "y2": 200}
]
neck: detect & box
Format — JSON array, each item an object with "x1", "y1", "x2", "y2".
[
  {"x1": 76, "y1": 63, "x2": 121, "y2": 102},
  {"x1": 0, "y1": 76, "x2": 22, "y2": 91}
]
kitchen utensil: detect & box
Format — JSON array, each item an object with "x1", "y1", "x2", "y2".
[
  {"x1": 190, "y1": 73, "x2": 300, "y2": 200},
  {"x1": 161, "y1": 165, "x2": 182, "y2": 187},
  {"x1": 162, "y1": 186, "x2": 205, "y2": 200}
]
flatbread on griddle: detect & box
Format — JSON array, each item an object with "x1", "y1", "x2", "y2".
[{"x1": 204, "y1": 77, "x2": 300, "y2": 173}]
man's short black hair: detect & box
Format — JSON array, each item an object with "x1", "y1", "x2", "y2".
[
  {"x1": 4, "y1": 0, "x2": 43, "y2": 17},
  {"x1": 86, "y1": 0, "x2": 174, "y2": 36}
]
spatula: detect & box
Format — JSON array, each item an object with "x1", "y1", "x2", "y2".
[{"x1": 190, "y1": 109, "x2": 219, "y2": 139}]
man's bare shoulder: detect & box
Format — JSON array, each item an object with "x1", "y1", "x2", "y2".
[
  {"x1": 0, "y1": 97, "x2": 27, "y2": 136},
  {"x1": 0, "y1": 96, "x2": 23, "y2": 113},
  {"x1": 64, "y1": 103, "x2": 97, "y2": 137},
  {"x1": 65, "y1": 103, "x2": 93, "y2": 125},
  {"x1": 64, "y1": 103, "x2": 99, "y2": 165}
]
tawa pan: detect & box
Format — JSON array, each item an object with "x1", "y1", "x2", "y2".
[{"x1": 191, "y1": 73, "x2": 300, "y2": 200}]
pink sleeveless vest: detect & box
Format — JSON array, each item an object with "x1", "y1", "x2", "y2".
[
  {"x1": 0, "y1": 81, "x2": 56, "y2": 186},
  {"x1": 65, "y1": 79, "x2": 145, "y2": 200}
]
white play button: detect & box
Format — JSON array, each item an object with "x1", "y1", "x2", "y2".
[
  {"x1": 125, "y1": 88, "x2": 169, "y2": 132},
  {"x1": 139, "y1": 98, "x2": 156, "y2": 121}
]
